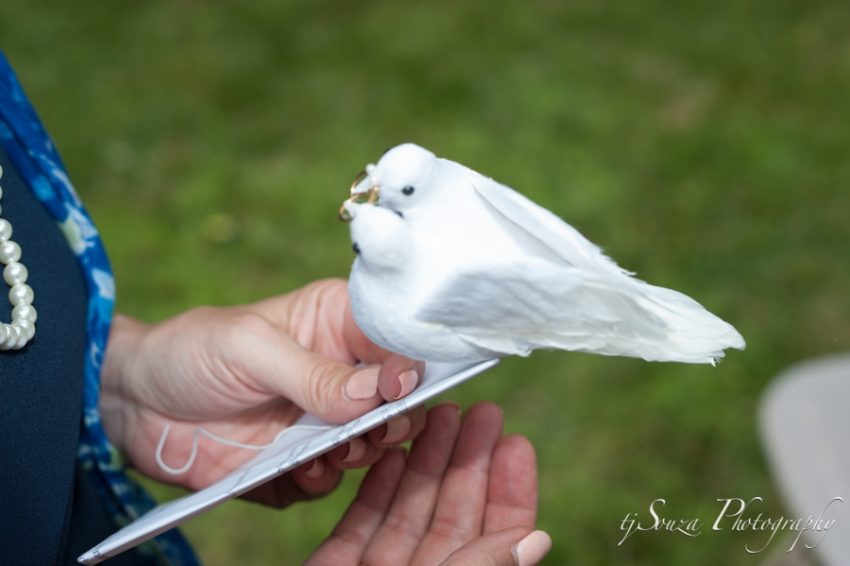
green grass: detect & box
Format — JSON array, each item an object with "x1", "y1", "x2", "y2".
[{"x1": 4, "y1": 1, "x2": 850, "y2": 563}]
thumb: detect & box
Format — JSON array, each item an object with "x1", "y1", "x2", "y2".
[
  {"x1": 441, "y1": 528, "x2": 552, "y2": 566},
  {"x1": 225, "y1": 315, "x2": 420, "y2": 424},
  {"x1": 273, "y1": 341, "x2": 385, "y2": 424}
]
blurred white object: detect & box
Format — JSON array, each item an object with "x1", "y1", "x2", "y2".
[
  {"x1": 342, "y1": 143, "x2": 745, "y2": 364},
  {"x1": 759, "y1": 353, "x2": 850, "y2": 566}
]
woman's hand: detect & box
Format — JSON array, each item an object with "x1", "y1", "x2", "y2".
[
  {"x1": 307, "y1": 402, "x2": 552, "y2": 566},
  {"x1": 100, "y1": 278, "x2": 426, "y2": 508}
]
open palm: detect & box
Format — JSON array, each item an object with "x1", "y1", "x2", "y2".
[{"x1": 308, "y1": 403, "x2": 551, "y2": 565}]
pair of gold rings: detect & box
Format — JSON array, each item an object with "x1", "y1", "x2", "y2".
[{"x1": 338, "y1": 170, "x2": 380, "y2": 222}]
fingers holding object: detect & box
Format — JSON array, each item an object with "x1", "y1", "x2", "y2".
[
  {"x1": 318, "y1": 391, "x2": 427, "y2": 472},
  {"x1": 326, "y1": 436, "x2": 386, "y2": 470},
  {"x1": 377, "y1": 355, "x2": 425, "y2": 401},
  {"x1": 263, "y1": 342, "x2": 424, "y2": 426},
  {"x1": 242, "y1": 456, "x2": 341, "y2": 509},
  {"x1": 291, "y1": 457, "x2": 345, "y2": 498},
  {"x1": 368, "y1": 404, "x2": 428, "y2": 447}
]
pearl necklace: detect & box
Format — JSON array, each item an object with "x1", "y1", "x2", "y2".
[{"x1": 0, "y1": 164, "x2": 37, "y2": 350}]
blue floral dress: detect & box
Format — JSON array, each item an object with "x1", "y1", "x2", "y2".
[{"x1": 0, "y1": 52, "x2": 199, "y2": 565}]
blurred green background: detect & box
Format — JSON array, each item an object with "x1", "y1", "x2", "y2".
[{"x1": 3, "y1": 1, "x2": 849, "y2": 564}]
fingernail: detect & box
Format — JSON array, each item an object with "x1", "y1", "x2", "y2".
[
  {"x1": 512, "y1": 530, "x2": 552, "y2": 566},
  {"x1": 344, "y1": 369, "x2": 378, "y2": 400},
  {"x1": 394, "y1": 369, "x2": 419, "y2": 399},
  {"x1": 342, "y1": 437, "x2": 367, "y2": 463},
  {"x1": 304, "y1": 459, "x2": 324, "y2": 479},
  {"x1": 380, "y1": 415, "x2": 411, "y2": 444}
]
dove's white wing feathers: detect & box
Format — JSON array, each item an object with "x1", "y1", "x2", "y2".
[
  {"x1": 414, "y1": 259, "x2": 744, "y2": 363},
  {"x1": 467, "y1": 171, "x2": 632, "y2": 277},
  {"x1": 412, "y1": 259, "x2": 618, "y2": 357},
  {"x1": 415, "y1": 169, "x2": 745, "y2": 364}
]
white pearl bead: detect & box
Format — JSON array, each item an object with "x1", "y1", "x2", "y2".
[
  {"x1": 9, "y1": 283, "x2": 34, "y2": 306},
  {"x1": 0, "y1": 219, "x2": 11, "y2": 242},
  {"x1": 3, "y1": 262, "x2": 27, "y2": 285},
  {"x1": 13, "y1": 327, "x2": 27, "y2": 349},
  {"x1": 0, "y1": 324, "x2": 7, "y2": 346},
  {"x1": 0, "y1": 240, "x2": 21, "y2": 264},
  {"x1": 13, "y1": 319, "x2": 35, "y2": 346},
  {"x1": 12, "y1": 303, "x2": 37, "y2": 323},
  {"x1": 1, "y1": 324, "x2": 20, "y2": 350}
]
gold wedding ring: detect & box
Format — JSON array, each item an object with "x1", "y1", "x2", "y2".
[{"x1": 339, "y1": 170, "x2": 380, "y2": 222}]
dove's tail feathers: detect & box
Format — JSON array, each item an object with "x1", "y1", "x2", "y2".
[
  {"x1": 516, "y1": 280, "x2": 746, "y2": 365},
  {"x1": 556, "y1": 279, "x2": 746, "y2": 365},
  {"x1": 622, "y1": 283, "x2": 745, "y2": 364}
]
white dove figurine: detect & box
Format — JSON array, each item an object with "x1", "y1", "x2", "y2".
[{"x1": 340, "y1": 143, "x2": 745, "y2": 365}]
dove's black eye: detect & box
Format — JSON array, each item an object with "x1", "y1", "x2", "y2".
[
  {"x1": 352, "y1": 242, "x2": 360, "y2": 255},
  {"x1": 402, "y1": 186, "x2": 415, "y2": 196}
]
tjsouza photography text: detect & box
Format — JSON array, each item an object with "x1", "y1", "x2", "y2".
[{"x1": 618, "y1": 497, "x2": 844, "y2": 554}]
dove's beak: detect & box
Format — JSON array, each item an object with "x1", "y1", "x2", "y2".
[{"x1": 339, "y1": 169, "x2": 380, "y2": 222}]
